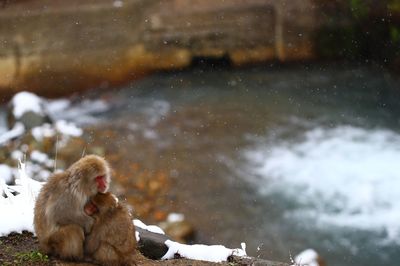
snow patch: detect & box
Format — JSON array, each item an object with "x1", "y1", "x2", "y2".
[
  {"x1": 45, "y1": 99, "x2": 70, "y2": 114},
  {"x1": 11, "y1": 92, "x2": 44, "y2": 118},
  {"x1": 295, "y1": 249, "x2": 320, "y2": 266},
  {"x1": 0, "y1": 123, "x2": 25, "y2": 145},
  {"x1": 31, "y1": 124, "x2": 56, "y2": 141},
  {"x1": 0, "y1": 165, "x2": 13, "y2": 184},
  {"x1": 133, "y1": 219, "x2": 165, "y2": 235},
  {"x1": 161, "y1": 240, "x2": 247, "y2": 262},
  {"x1": 167, "y1": 213, "x2": 185, "y2": 223},
  {"x1": 113, "y1": 0, "x2": 123, "y2": 8},
  {"x1": 0, "y1": 161, "x2": 43, "y2": 236},
  {"x1": 55, "y1": 120, "x2": 83, "y2": 137}
]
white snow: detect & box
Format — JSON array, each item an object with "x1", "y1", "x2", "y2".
[
  {"x1": 45, "y1": 99, "x2": 70, "y2": 114},
  {"x1": 167, "y1": 213, "x2": 185, "y2": 223},
  {"x1": 135, "y1": 231, "x2": 140, "y2": 242},
  {"x1": 133, "y1": 219, "x2": 165, "y2": 235},
  {"x1": 134, "y1": 218, "x2": 247, "y2": 263},
  {"x1": 11, "y1": 92, "x2": 44, "y2": 118},
  {"x1": 0, "y1": 161, "x2": 43, "y2": 236},
  {"x1": 0, "y1": 164, "x2": 13, "y2": 184},
  {"x1": 50, "y1": 99, "x2": 109, "y2": 124},
  {"x1": 30, "y1": 150, "x2": 54, "y2": 169},
  {"x1": 31, "y1": 123, "x2": 56, "y2": 141},
  {"x1": 113, "y1": 0, "x2": 123, "y2": 8},
  {"x1": 0, "y1": 123, "x2": 25, "y2": 145},
  {"x1": 246, "y1": 125, "x2": 400, "y2": 243},
  {"x1": 11, "y1": 150, "x2": 24, "y2": 161},
  {"x1": 294, "y1": 249, "x2": 320, "y2": 266},
  {"x1": 161, "y1": 240, "x2": 247, "y2": 262},
  {"x1": 55, "y1": 120, "x2": 83, "y2": 137},
  {"x1": 30, "y1": 151, "x2": 49, "y2": 164}
]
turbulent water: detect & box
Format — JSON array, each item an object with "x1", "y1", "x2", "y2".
[{"x1": 3, "y1": 64, "x2": 400, "y2": 266}]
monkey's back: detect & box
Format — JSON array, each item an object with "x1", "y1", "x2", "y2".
[
  {"x1": 34, "y1": 172, "x2": 86, "y2": 242},
  {"x1": 34, "y1": 173, "x2": 65, "y2": 238},
  {"x1": 89, "y1": 204, "x2": 136, "y2": 264}
]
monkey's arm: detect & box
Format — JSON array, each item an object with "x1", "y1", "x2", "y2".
[
  {"x1": 85, "y1": 221, "x2": 108, "y2": 255},
  {"x1": 85, "y1": 230, "x2": 101, "y2": 255},
  {"x1": 52, "y1": 196, "x2": 94, "y2": 234}
]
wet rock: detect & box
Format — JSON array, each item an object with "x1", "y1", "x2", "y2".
[
  {"x1": 159, "y1": 215, "x2": 196, "y2": 243},
  {"x1": 136, "y1": 227, "x2": 169, "y2": 260},
  {"x1": 7, "y1": 92, "x2": 52, "y2": 130}
]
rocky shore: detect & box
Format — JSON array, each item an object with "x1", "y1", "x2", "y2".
[{"x1": 0, "y1": 91, "x2": 293, "y2": 266}]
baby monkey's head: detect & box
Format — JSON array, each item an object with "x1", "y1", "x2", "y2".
[{"x1": 84, "y1": 192, "x2": 119, "y2": 216}]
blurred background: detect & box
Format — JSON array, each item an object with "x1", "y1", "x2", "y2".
[{"x1": 0, "y1": 1, "x2": 400, "y2": 265}]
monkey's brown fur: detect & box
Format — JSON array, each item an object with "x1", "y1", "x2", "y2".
[
  {"x1": 85, "y1": 192, "x2": 137, "y2": 266},
  {"x1": 34, "y1": 155, "x2": 111, "y2": 260}
]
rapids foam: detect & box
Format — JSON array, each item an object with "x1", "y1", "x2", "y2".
[{"x1": 245, "y1": 125, "x2": 400, "y2": 243}]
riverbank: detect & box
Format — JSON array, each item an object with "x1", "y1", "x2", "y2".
[
  {"x1": 0, "y1": 0, "x2": 398, "y2": 99},
  {"x1": 0, "y1": 232, "x2": 241, "y2": 266}
]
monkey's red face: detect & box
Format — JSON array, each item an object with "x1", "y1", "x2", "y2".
[{"x1": 95, "y1": 175, "x2": 108, "y2": 193}]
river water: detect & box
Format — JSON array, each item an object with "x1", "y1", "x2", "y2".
[
  {"x1": 81, "y1": 65, "x2": 399, "y2": 266},
  {"x1": 4, "y1": 64, "x2": 400, "y2": 265}
]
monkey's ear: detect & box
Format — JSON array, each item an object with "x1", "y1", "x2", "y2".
[{"x1": 84, "y1": 201, "x2": 98, "y2": 216}]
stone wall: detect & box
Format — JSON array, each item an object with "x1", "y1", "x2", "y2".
[{"x1": 0, "y1": 0, "x2": 322, "y2": 97}]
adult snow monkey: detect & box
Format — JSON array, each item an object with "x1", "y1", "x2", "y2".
[{"x1": 34, "y1": 155, "x2": 111, "y2": 260}]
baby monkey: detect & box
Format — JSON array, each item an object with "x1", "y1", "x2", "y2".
[{"x1": 84, "y1": 192, "x2": 137, "y2": 266}]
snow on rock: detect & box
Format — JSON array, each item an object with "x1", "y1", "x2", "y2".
[
  {"x1": 0, "y1": 161, "x2": 43, "y2": 236},
  {"x1": 30, "y1": 150, "x2": 54, "y2": 169},
  {"x1": 167, "y1": 213, "x2": 185, "y2": 223},
  {"x1": 8, "y1": 92, "x2": 51, "y2": 129},
  {"x1": 55, "y1": 120, "x2": 83, "y2": 137},
  {"x1": 294, "y1": 249, "x2": 321, "y2": 266},
  {"x1": 0, "y1": 164, "x2": 13, "y2": 184},
  {"x1": 161, "y1": 240, "x2": 247, "y2": 262},
  {"x1": 11, "y1": 150, "x2": 24, "y2": 161},
  {"x1": 113, "y1": 0, "x2": 123, "y2": 8},
  {"x1": 11, "y1": 92, "x2": 44, "y2": 119},
  {"x1": 45, "y1": 99, "x2": 71, "y2": 114},
  {"x1": 31, "y1": 124, "x2": 56, "y2": 141},
  {"x1": 0, "y1": 123, "x2": 25, "y2": 145},
  {"x1": 30, "y1": 151, "x2": 49, "y2": 164},
  {"x1": 134, "y1": 219, "x2": 165, "y2": 235}
]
